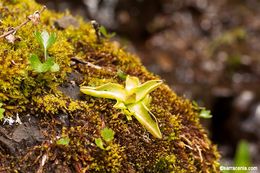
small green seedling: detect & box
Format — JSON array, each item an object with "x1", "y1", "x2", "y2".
[
  {"x1": 56, "y1": 136, "x2": 70, "y2": 146},
  {"x1": 35, "y1": 30, "x2": 56, "y2": 60},
  {"x1": 81, "y1": 75, "x2": 163, "y2": 138},
  {"x1": 95, "y1": 127, "x2": 115, "y2": 150},
  {"x1": 235, "y1": 140, "x2": 251, "y2": 170},
  {"x1": 199, "y1": 109, "x2": 212, "y2": 119},
  {"x1": 192, "y1": 101, "x2": 212, "y2": 119},
  {"x1": 101, "y1": 127, "x2": 115, "y2": 142},
  {"x1": 29, "y1": 54, "x2": 59, "y2": 73},
  {"x1": 0, "y1": 103, "x2": 5, "y2": 120},
  {"x1": 95, "y1": 138, "x2": 105, "y2": 150},
  {"x1": 29, "y1": 30, "x2": 59, "y2": 73},
  {"x1": 222, "y1": 140, "x2": 251, "y2": 173},
  {"x1": 99, "y1": 26, "x2": 116, "y2": 39}
]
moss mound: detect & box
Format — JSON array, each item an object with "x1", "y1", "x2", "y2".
[{"x1": 0, "y1": 0, "x2": 220, "y2": 172}]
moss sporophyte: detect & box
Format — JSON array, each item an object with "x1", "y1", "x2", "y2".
[{"x1": 80, "y1": 75, "x2": 163, "y2": 138}]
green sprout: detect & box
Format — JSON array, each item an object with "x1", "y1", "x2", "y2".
[
  {"x1": 95, "y1": 138, "x2": 105, "y2": 150},
  {"x1": 56, "y1": 136, "x2": 70, "y2": 146},
  {"x1": 29, "y1": 30, "x2": 59, "y2": 73},
  {"x1": 35, "y1": 30, "x2": 56, "y2": 60},
  {"x1": 99, "y1": 26, "x2": 116, "y2": 39},
  {"x1": 199, "y1": 109, "x2": 212, "y2": 119},
  {"x1": 0, "y1": 103, "x2": 5, "y2": 120},
  {"x1": 192, "y1": 101, "x2": 212, "y2": 119},
  {"x1": 235, "y1": 140, "x2": 251, "y2": 170},
  {"x1": 95, "y1": 127, "x2": 115, "y2": 150},
  {"x1": 222, "y1": 140, "x2": 251, "y2": 173},
  {"x1": 81, "y1": 75, "x2": 163, "y2": 138},
  {"x1": 101, "y1": 127, "x2": 115, "y2": 142}
]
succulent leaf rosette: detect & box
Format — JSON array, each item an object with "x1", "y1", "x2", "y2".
[{"x1": 80, "y1": 75, "x2": 163, "y2": 138}]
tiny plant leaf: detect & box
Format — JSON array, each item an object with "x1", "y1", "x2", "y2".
[
  {"x1": 0, "y1": 103, "x2": 5, "y2": 120},
  {"x1": 30, "y1": 30, "x2": 59, "y2": 73},
  {"x1": 192, "y1": 101, "x2": 213, "y2": 119},
  {"x1": 95, "y1": 138, "x2": 105, "y2": 150},
  {"x1": 46, "y1": 33, "x2": 57, "y2": 50},
  {"x1": 234, "y1": 140, "x2": 251, "y2": 169},
  {"x1": 99, "y1": 26, "x2": 116, "y2": 39},
  {"x1": 40, "y1": 30, "x2": 49, "y2": 49},
  {"x1": 221, "y1": 140, "x2": 252, "y2": 173},
  {"x1": 41, "y1": 57, "x2": 55, "y2": 72},
  {"x1": 35, "y1": 30, "x2": 57, "y2": 51},
  {"x1": 199, "y1": 109, "x2": 212, "y2": 119},
  {"x1": 35, "y1": 30, "x2": 57, "y2": 60},
  {"x1": 34, "y1": 31, "x2": 43, "y2": 47},
  {"x1": 56, "y1": 137, "x2": 70, "y2": 146},
  {"x1": 29, "y1": 54, "x2": 44, "y2": 73},
  {"x1": 50, "y1": 62, "x2": 60, "y2": 72},
  {"x1": 192, "y1": 101, "x2": 198, "y2": 107},
  {"x1": 29, "y1": 54, "x2": 56, "y2": 73},
  {"x1": 101, "y1": 127, "x2": 115, "y2": 142}
]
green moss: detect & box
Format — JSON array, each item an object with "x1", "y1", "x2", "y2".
[
  {"x1": 105, "y1": 143, "x2": 125, "y2": 172},
  {"x1": 0, "y1": 0, "x2": 220, "y2": 172},
  {"x1": 89, "y1": 143, "x2": 125, "y2": 172}
]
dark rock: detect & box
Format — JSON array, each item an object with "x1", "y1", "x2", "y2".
[
  {"x1": 12, "y1": 123, "x2": 44, "y2": 144},
  {"x1": 56, "y1": 113, "x2": 70, "y2": 127},
  {"x1": 0, "y1": 136, "x2": 17, "y2": 155},
  {"x1": 55, "y1": 16, "x2": 79, "y2": 29},
  {"x1": 58, "y1": 72, "x2": 82, "y2": 100}
]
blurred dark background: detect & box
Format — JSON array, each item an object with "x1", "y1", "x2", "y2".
[{"x1": 36, "y1": 0, "x2": 260, "y2": 168}]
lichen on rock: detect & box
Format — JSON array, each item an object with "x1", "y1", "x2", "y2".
[{"x1": 0, "y1": 0, "x2": 220, "y2": 172}]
